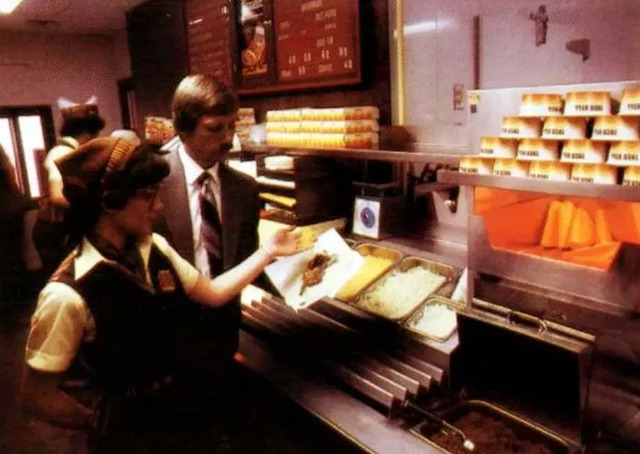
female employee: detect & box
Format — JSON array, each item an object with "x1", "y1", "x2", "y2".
[
  {"x1": 33, "y1": 99, "x2": 106, "y2": 277},
  {"x1": 21, "y1": 136, "x2": 299, "y2": 453}
]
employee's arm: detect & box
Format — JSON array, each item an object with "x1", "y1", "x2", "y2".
[
  {"x1": 21, "y1": 367, "x2": 94, "y2": 429},
  {"x1": 44, "y1": 149, "x2": 72, "y2": 209},
  {"x1": 188, "y1": 226, "x2": 298, "y2": 307},
  {"x1": 22, "y1": 284, "x2": 94, "y2": 429},
  {"x1": 48, "y1": 180, "x2": 70, "y2": 209}
]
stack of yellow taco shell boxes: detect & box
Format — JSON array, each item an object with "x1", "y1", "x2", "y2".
[{"x1": 265, "y1": 106, "x2": 380, "y2": 149}]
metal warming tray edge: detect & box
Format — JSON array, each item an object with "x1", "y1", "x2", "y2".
[
  {"x1": 450, "y1": 303, "x2": 592, "y2": 449},
  {"x1": 344, "y1": 237, "x2": 358, "y2": 247},
  {"x1": 404, "y1": 296, "x2": 465, "y2": 343},
  {"x1": 410, "y1": 400, "x2": 572, "y2": 454},
  {"x1": 351, "y1": 256, "x2": 457, "y2": 322},
  {"x1": 335, "y1": 242, "x2": 403, "y2": 302}
]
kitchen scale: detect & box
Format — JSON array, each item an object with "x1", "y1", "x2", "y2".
[{"x1": 352, "y1": 181, "x2": 405, "y2": 239}]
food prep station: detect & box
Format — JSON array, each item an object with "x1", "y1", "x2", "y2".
[
  {"x1": 239, "y1": 232, "x2": 601, "y2": 453},
  {"x1": 233, "y1": 81, "x2": 640, "y2": 453}
]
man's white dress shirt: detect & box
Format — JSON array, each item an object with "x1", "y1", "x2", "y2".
[{"x1": 177, "y1": 143, "x2": 222, "y2": 279}]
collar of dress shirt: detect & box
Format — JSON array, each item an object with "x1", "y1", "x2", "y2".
[
  {"x1": 177, "y1": 142, "x2": 220, "y2": 187},
  {"x1": 75, "y1": 235, "x2": 153, "y2": 280}
]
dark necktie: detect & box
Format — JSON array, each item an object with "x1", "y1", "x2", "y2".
[{"x1": 196, "y1": 171, "x2": 223, "y2": 276}]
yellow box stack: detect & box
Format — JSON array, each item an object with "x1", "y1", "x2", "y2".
[
  {"x1": 266, "y1": 106, "x2": 380, "y2": 149},
  {"x1": 463, "y1": 87, "x2": 640, "y2": 184}
]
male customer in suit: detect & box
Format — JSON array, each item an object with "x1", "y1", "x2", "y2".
[{"x1": 155, "y1": 74, "x2": 261, "y2": 376}]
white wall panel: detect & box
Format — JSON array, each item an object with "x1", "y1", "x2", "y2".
[
  {"x1": 403, "y1": 2, "x2": 437, "y2": 127},
  {"x1": 480, "y1": 14, "x2": 583, "y2": 88},
  {"x1": 0, "y1": 31, "x2": 131, "y2": 135},
  {"x1": 395, "y1": 0, "x2": 640, "y2": 146}
]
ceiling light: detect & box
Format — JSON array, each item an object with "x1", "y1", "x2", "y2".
[{"x1": 0, "y1": 0, "x2": 24, "y2": 14}]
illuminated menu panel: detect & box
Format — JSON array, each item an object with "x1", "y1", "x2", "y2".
[
  {"x1": 274, "y1": 0, "x2": 359, "y2": 85},
  {"x1": 186, "y1": 0, "x2": 234, "y2": 84}
]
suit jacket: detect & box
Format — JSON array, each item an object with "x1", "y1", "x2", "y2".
[
  {"x1": 155, "y1": 147, "x2": 260, "y2": 363},
  {"x1": 156, "y1": 148, "x2": 260, "y2": 271}
]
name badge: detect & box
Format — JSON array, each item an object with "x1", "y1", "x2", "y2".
[{"x1": 158, "y1": 270, "x2": 176, "y2": 292}]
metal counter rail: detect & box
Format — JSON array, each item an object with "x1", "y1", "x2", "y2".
[
  {"x1": 240, "y1": 293, "x2": 446, "y2": 416},
  {"x1": 356, "y1": 357, "x2": 422, "y2": 396},
  {"x1": 237, "y1": 331, "x2": 445, "y2": 454}
]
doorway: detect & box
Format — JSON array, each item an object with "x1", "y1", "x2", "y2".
[{"x1": 0, "y1": 106, "x2": 55, "y2": 200}]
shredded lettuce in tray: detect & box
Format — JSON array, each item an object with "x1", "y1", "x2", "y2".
[{"x1": 357, "y1": 267, "x2": 446, "y2": 319}]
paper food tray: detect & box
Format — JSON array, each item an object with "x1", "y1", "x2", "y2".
[{"x1": 265, "y1": 229, "x2": 364, "y2": 310}]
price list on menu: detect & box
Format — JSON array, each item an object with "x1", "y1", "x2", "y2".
[
  {"x1": 274, "y1": 0, "x2": 360, "y2": 85},
  {"x1": 185, "y1": 0, "x2": 234, "y2": 84}
]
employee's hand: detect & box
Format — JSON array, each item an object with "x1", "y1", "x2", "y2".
[{"x1": 263, "y1": 225, "x2": 300, "y2": 258}]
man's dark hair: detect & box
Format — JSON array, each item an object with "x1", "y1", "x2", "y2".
[
  {"x1": 60, "y1": 115, "x2": 106, "y2": 138},
  {"x1": 171, "y1": 74, "x2": 238, "y2": 135}
]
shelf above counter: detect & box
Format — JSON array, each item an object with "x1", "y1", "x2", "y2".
[
  {"x1": 240, "y1": 144, "x2": 465, "y2": 165},
  {"x1": 438, "y1": 170, "x2": 640, "y2": 202}
]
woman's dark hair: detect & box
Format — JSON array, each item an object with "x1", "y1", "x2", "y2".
[
  {"x1": 60, "y1": 115, "x2": 106, "y2": 138},
  {"x1": 171, "y1": 74, "x2": 238, "y2": 135}
]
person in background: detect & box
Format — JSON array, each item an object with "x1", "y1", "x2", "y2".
[
  {"x1": 155, "y1": 74, "x2": 259, "y2": 373},
  {"x1": 21, "y1": 137, "x2": 298, "y2": 453},
  {"x1": 33, "y1": 97, "x2": 106, "y2": 277},
  {"x1": 45, "y1": 97, "x2": 106, "y2": 208},
  {"x1": 0, "y1": 147, "x2": 29, "y2": 304},
  {"x1": 110, "y1": 129, "x2": 141, "y2": 146}
]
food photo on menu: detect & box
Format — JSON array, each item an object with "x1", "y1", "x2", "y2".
[
  {"x1": 265, "y1": 229, "x2": 364, "y2": 310},
  {"x1": 239, "y1": 0, "x2": 268, "y2": 76}
]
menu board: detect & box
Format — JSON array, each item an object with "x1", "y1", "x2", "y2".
[
  {"x1": 185, "y1": 0, "x2": 235, "y2": 84},
  {"x1": 183, "y1": 0, "x2": 361, "y2": 93},
  {"x1": 273, "y1": 0, "x2": 360, "y2": 87}
]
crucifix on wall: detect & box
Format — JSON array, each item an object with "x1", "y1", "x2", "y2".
[{"x1": 529, "y1": 5, "x2": 549, "y2": 46}]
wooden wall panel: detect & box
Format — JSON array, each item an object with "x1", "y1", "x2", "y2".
[
  {"x1": 127, "y1": 0, "x2": 189, "y2": 136},
  {"x1": 126, "y1": 0, "x2": 390, "y2": 130}
]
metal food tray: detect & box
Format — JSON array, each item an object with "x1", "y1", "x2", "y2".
[
  {"x1": 410, "y1": 400, "x2": 571, "y2": 454},
  {"x1": 335, "y1": 243, "x2": 403, "y2": 302},
  {"x1": 351, "y1": 256, "x2": 457, "y2": 322},
  {"x1": 404, "y1": 296, "x2": 464, "y2": 342},
  {"x1": 344, "y1": 237, "x2": 358, "y2": 247}
]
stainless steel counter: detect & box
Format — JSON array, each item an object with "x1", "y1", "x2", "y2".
[
  {"x1": 235, "y1": 235, "x2": 468, "y2": 454},
  {"x1": 237, "y1": 330, "x2": 444, "y2": 454}
]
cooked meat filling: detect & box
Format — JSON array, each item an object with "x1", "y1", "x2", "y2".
[{"x1": 300, "y1": 252, "x2": 337, "y2": 295}]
